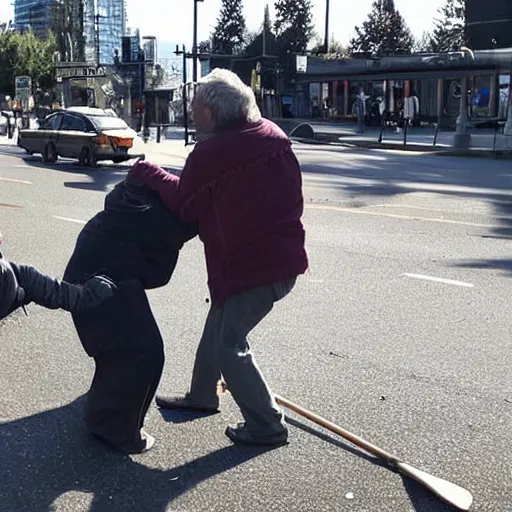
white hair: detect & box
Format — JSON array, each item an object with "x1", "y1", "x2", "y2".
[{"x1": 194, "y1": 68, "x2": 261, "y2": 132}]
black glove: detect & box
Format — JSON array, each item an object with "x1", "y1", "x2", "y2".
[{"x1": 80, "y1": 275, "x2": 117, "y2": 311}]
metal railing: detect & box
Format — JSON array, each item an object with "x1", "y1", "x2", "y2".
[{"x1": 376, "y1": 116, "x2": 511, "y2": 151}]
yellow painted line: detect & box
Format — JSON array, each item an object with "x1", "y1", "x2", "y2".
[
  {"x1": 304, "y1": 203, "x2": 496, "y2": 229},
  {"x1": 0, "y1": 176, "x2": 32, "y2": 185}
]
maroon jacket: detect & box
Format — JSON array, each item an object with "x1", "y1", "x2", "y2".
[{"x1": 128, "y1": 118, "x2": 308, "y2": 304}]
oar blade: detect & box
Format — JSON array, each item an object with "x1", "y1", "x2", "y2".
[{"x1": 397, "y1": 462, "x2": 473, "y2": 511}]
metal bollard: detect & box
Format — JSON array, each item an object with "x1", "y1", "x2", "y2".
[
  {"x1": 403, "y1": 118, "x2": 410, "y2": 146},
  {"x1": 433, "y1": 123, "x2": 440, "y2": 147}
]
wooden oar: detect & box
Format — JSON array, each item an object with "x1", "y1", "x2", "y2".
[{"x1": 219, "y1": 382, "x2": 473, "y2": 510}]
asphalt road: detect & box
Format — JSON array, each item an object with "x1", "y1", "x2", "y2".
[{"x1": 0, "y1": 144, "x2": 511, "y2": 512}]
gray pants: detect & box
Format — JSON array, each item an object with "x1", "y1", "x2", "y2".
[
  {"x1": 357, "y1": 116, "x2": 365, "y2": 133},
  {"x1": 189, "y1": 278, "x2": 296, "y2": 435}
]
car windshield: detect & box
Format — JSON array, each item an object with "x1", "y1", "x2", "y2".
[{"x1": 89, "y1": 115, "x2": 129, "y2": 131}]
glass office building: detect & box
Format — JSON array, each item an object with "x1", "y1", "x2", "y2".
[
  {"x1": 83, "y1": 0, "x2": 96, "y2": 63},
  {"x1": 97, "y1": 0, "x2": 126, "y2": 65},
  {"x1": 14, "y1": 0, "x2": 126, "y2": 65},
  {"x1": 14, "y1": 0, "x2": 57, "y2": 38}
]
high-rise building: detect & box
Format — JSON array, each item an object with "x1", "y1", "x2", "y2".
[
  {"x1": 97, "y1": 0, "x2": 126, "y2": 65},
  {"x1": 83, "y1": 0, "x2": 96, "y2": 63},
  {"x1": 14, "y1": 0, "x2": 126, "y2": 65},
  {"x1": 14, "y1": 0, "x2": 57, "y2": 38}
]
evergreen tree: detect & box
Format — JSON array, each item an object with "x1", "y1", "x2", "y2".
[
  {"x1": 413, "y1": 32, "x2": 432, "y2": 53},
  {"x1": 311, "y1": 34, "x2": 348, "y2": 58},
  {"x1": 244, "y1": 4, "x2": 277, "y2": 57},
  {"x1": 429, "y1": 0, "x2": 466, "y2": 53},
  {"x1": 349, "y1": 0, "x2": 414, "y2": 56},
  {"x1": 274, "y1": 0, "x2": 313, "y2": 57},
  {"x1": 211, "y1": 0, "x2": 247, "y2": 55},
  {"x1": 198, "y1": 40, "x2": 211, "y2": 55}
]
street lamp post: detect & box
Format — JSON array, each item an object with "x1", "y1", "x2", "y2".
[
  {"x1": 192, "y1": 0, "x2": 204, "y2": 83},
  {"x1": 324, "y1": 0, "x2": 330, "y2": 54}
]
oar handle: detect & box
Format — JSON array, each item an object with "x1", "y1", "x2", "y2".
[{"x1": 274, "y1": 394, "x2": 399, "y2": 465}]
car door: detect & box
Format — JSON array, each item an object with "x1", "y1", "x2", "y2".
[
  {"x1": 57, "y1": 114, "x2": 87, "y2": 158},
  {"x1": 34, "y1": 113, "x2": 62, "y2": 155},
  {"x1": 67, "y1": 115, "x2": 88, "y2": 159}
]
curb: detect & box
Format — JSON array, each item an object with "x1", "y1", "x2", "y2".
[
  {"x1": 290, "y1": 134, "x2": 512, "y2": 158},
  {"x1": 434, "y1": 149, "x2": 512, "y2": 160},
  {"x1": 290, "y1": 136, "x2": 442, "y2": 153}
]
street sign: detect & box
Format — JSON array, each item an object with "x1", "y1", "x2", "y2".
[
  {"x1": 15, "y1": 75, "x2": 32, "y2": 111},
  {"x1": 55, "y1": 65, "x2": 107, "y2": 80},
  {"x1": 296, "y1": 55, "x2": 308, "y2": 73}
]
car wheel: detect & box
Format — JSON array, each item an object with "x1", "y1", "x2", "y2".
[
  {"x1": 43, "y1": 143, "x2": 57, "y2": 163},
  {"x1": 79, "y1": 147, "x2": 96, "y2": 167}
]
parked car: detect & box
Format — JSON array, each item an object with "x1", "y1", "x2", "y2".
[{"x1": 18, "y1": 107, "x2": 145, "y2": 166}]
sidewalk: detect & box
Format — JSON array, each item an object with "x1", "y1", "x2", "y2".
[
  {"x1": 132, "y1": 136, "x2": 192, "y2": 168},
  {"x1": 274, "y1": 118, "x2": 512, "y2": 157},
  {"x1": 0, "y1": 135, "x2": 18, "y2": 147}
]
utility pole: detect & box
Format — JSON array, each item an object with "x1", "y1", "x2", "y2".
[
  {"x1": 95, "y1": 13, "x2": 100, "y2": 66},
  {"x1": 175, "y1": 44, "x2": 190, "y2": 145},
  {"x1": 192, "y1": 0, "x2": 204, "y2": 82},
  {"x1": 324, "y1": 0, "x2": 330, "y2": 54}
]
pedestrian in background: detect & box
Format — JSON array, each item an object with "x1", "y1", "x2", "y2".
[{"x1": 355, "y1": 88, "x2": 367, "y2": 133}]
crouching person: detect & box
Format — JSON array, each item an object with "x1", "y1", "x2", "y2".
[
  {"x1": 0, "y1": 247, "x2": 115, "y2": 321},
  {"x1": 63, "y1": 179, "x2": 197, "y2": 454}
]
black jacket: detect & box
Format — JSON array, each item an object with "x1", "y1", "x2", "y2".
[
  {"x1": 64, "y1": 181, "x2": 197, "y2": 288},
  {"x1": 63, "y1": 181, "x2": 197, "y2": 356}
]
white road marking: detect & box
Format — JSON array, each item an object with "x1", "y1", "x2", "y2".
[
  {"x1": 53, "y1": 216, "x2": 86, "y2": 225},
  {"x1": 403, "y1": 273, "x2": 474, "y2": 288},
  {"x1": 304, "y1": 204, "x2": 495, "y2": 229},
  {"x1": 370, "y1": 204, "x2": 474, "y2": 214},
  {"x1": 0, "y1": 176, "x2": 32, "y2": 185}
]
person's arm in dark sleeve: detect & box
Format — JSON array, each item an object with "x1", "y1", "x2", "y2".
[
  {"x1": 126, "y1": 161, "x2": 181, "y2": 215},
  {"x1": 14, "y1": 264, "x2": 116, "y2": 313},
  {"x1": 127, "y1": 155, "x2": 214, "y2": 223}
]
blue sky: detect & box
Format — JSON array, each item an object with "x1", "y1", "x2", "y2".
[{"x1": 1, "y1": 0, "x2": 446, "y2": 54}]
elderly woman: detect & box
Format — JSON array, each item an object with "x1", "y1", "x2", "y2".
[{"x1": 128, "y1": 69, "x2": 308, "y2": 447}]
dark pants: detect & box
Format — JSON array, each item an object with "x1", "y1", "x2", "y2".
[
  {"x1": 189, "y1": 278, "x2": 296, "y2": 436},
  {"x1": 86, "y1": 347, "x2": 164, "y2": 452},
  {"x1": 71, "y1": 280, "x2": 165, "y2": 452}
]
